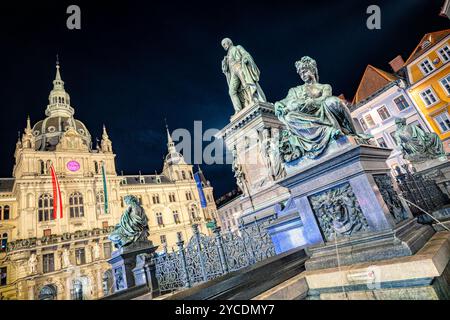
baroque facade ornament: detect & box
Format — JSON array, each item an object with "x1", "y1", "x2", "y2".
[
  {"x1": 394, "y1": 117, "x2": 446, "y2": 163},
  {"x1": 309, "y1": 183, "x2": 370, "y2": 241},
  {"x1": 261, "y1": 128, "x2": 286, "y2": 181},
  {"x1": 231, "y1": 145, "x2": 249, "y2": 196},
  {"x1": 221, "y1": 38, "x2": 267, "y2": 113},
  {"x1": 274, "y1": 56, "x2": 370, "y2": 162}
]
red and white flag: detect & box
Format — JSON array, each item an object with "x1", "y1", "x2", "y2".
[{"x1": 50, "y1": 165, "x2": 63, "y2": 219}]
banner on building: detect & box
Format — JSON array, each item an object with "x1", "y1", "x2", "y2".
[
  {"x1": 50, "y1": 164, "x2": 63, "y2": 219},
  {"x1": 194, "y1": 172, "x2": 207, "y2": 208}
]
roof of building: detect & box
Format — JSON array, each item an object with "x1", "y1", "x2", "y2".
[
  {"x1": 404, "y1": 29, "x2": 450, "y2": 65},
  {"x1": 121, "y1": 174, "x2": 172, "y2": 186},
  {"x1": 352, "y1": 65, "x2": 399, "y2": 106},
  {"x1": 216, "y1": 188, "x2": 242, "y2": 208},
  {"x1": 0, "y1": 179, "x2": 15, "y2": 192}
]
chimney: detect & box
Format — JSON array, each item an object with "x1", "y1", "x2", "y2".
[{"x1": 389, "y1": 55, "x2": 405, "y2": 73}]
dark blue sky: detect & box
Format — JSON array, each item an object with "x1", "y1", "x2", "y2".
[{"x1": 0, "y1": 0, "x2": 448, "y2": 197}]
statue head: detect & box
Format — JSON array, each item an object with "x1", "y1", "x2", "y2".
[
  {"x1": 124, "y1": 195, "x2": 139, "y2": 206},
  {"x1": 295, "y1": 56, "x2": 319, "y2": 84},
  {"x1": 221, "y1": 38, "x2": 233, "y2": 51},
  {"x1": 395, "y1": 117, "x2": 407, "y2": 127}
]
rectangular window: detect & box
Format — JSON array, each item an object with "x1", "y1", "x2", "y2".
[
  {"x1": 43, "y1": 253, "x2": 55, "y2": 273},
  {"x1": 393, "y1": 95, "x2": 409, "y2": 111},
  {"x1": 419, "y1": 59, "x2": 435, "y2": 75},
  {"x1": 75, "y1": 248, "x2": 86, "y2": 265},
  {"x1": 420, "y1": 88, "x2": 438, "y2": 106},
  {"x1": 0, "y1": 267, "x2": 6, "y2": 286},
  {"x1": 43, "y1": 229, "x2": 51, "y2": 237},
  {"x1": 176, "y1": 232, "x2": 183, "y2": 241},
  {"x1": 103, "y1": 242, "x2": 112, "y2": 259},
  {"x1": 434, "y1": 112, "x2": 450, "y2": 133},
  {"x1": 377, "y1": 137, "x2": 388, "y2": 148},
  {"x1": 438, "y1": 45, "x2": 450, "y2": 62},
  {"x1": 377, "y1": 106, "x2": 391, "y2": 121},
  {"x1": 160, "y1": 235, "x2": 167, "y2": 244},
  {"x1": 440, "y1": 74, "x2": 450, "y2": 95},
  {"x1": 364, "y1": 114, "x2": 376, "y2": 128},
  {"x1": 389, "y1": 131, "x2": 398, "y2": 146},
  {"x1": 359, "y1": 118, "x2": 368, "y2": 131},
  {"x1": 102, "y1": 221, "x2": 108, "y2": 229}
]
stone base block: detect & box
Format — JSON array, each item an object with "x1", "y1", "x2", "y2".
[
  {"x1": 108, "y1": 240, "x2": 157, "y2": 292},
  {"x1": 305, "y1": 219, "x2": 434, "y2": 271}
]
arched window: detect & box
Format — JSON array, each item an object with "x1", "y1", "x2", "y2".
[
  {"x1": 168, "y1": 193, "x2": 176, "y2": 202},
  {"x1": 38, "y1": 284, "x2": 57, "y2": 300},
  {"x1": 38, "y1": 194, "x2": 54, "y2": 222},
  {"x1": 181, "y1": 171, "x2": 187, "y2": 180},
  {"x1": 71, "y1": 280, "x2": 83, "y2": 300},
  {"x1": 173, "y1": 211, "x2": 181, "y2": 224},
  {"x1": 152, "y1": 194, "x2": 160, "y2": 204},
  {"x1": 156, "y1": 212, "x2": 164, "y2": 226},
  {"x1": 190, "y1": 206, "x2": 198, "y2": 220},
  {"x1": 3, "y1": 206, "x2": 10, "y2": 220},
  {"x1": 69, "y1": 192, "x2": 84, "y2": 218},
  {"x1": 185, "y1": 192, "x2": 192, "y2": 201},
  {"x1": 96, "y1": 191, "x2": 106, "y2": 215},
  {"x1": 94, "y1": 161, "x2": 99, "y2": 174},
  {"x1": 189, "y1": 171, "x2": 193, "y2": 179},
  {"x1": 0, "y1": 233, "x2": 7, "y2": 252}
]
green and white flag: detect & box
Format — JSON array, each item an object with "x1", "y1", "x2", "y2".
[{"x1": 102, "y1": 163, "x2": 109, "y2": 214}]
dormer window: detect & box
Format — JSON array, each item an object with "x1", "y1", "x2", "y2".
[
  {"x1": 140, "y1": 176, "x2": 145, "y2": 184},
  {"x1": 421, "y1": 40, "x2": 431, "y2": 49}
]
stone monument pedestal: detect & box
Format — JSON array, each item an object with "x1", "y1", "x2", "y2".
[
  {"x1": 108, "y1": 240, "x2": 157, "y2": 292},
  {"x1": 267, "y1": 136, "x2": 434, "y2": 270}
]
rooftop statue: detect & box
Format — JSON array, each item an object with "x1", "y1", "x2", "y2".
[
  {"x1": 275, "y1": 56, "x2": 370, "y2": 162},
  {"x1": 109, "y1": 195, "x2": 150, "y2": 249},
  {"x1": 394, "y1": 118, "x2": 445, "y2": 163},
  {"x1": 221, "y1": 38, "x2": 267, "y2": 113}
]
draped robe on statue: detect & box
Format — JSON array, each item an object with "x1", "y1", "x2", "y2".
[
  {"x1": 275, "y1": 83, "x2": 357, "y2": 159},
  {"x1": 109, "y1": 196, "x2": 149, "y2": 249},
  {"x1": 394, "y1": 122, "x2": 445, "y2": 161}
]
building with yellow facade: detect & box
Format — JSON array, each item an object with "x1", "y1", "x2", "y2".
[
  {"x1": 404, "y1": 29, "x2": 450, "y2": 151},
  {"x1": 0, "y1": 63, "x2": 217, "y2": 300}
]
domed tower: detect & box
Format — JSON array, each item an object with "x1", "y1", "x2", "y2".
[{"x1": 31, "y1": 62, "x2": 92, "y2": 151}]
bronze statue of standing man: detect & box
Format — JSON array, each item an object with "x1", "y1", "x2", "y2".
[{"x1": 221, "y1": 38, "x2": 267, "y2": 113}]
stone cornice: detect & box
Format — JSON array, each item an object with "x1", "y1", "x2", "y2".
[{"x1": 217, "y1": 102, "x2": 277, "y2": 140}]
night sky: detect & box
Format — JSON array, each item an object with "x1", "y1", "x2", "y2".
[{"x1": 0, "y1": 0, "x2": 448, "y2": 197}]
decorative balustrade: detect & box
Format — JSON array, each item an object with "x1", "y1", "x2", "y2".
[{"x1": 6, "y1": 226, "x2": 115, "y2": 252}]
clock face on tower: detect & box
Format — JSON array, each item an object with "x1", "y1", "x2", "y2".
[{"x1": 67, "y1": 161, "x2": 81, "y2": 172}]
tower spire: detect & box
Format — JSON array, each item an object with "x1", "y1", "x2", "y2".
[
  {"x1": 46, "y1": 59, "x2": 73, "y2": 117},
  {"x1": 166, "y1": 122, "x2": 176, "y2": 153}
]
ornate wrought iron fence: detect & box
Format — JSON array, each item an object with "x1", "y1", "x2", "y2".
[
  {"x1": 395, "y1": 165, "x2": 449, "y2": 217},
  {"x1": 154, "y1": 218, "x2": 276, "y2": 293}
]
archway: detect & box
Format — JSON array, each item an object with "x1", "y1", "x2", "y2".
[{"x1": 38, "y1": 284, "x2": 57, "y2": 300}]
